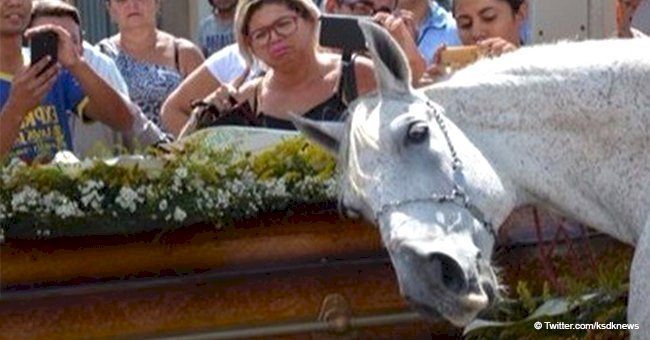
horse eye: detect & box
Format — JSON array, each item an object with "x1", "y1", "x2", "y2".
[{"x1": 406, "y1": 122, "x2": 429, "y2": 144}]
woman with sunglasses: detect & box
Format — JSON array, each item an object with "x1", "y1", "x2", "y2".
[{"x1": 163, "y1": 0, "x2": 376, "y2": 135}]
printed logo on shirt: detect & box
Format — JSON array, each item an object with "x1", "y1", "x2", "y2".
[{"x1": 12, "y1": 105, "x2": 68, "y2": 160}]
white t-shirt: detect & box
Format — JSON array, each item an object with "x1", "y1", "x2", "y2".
[
  {"x1": 70, "y1": 43, "x2": 127, "y2": 157},
  {"x1": 72, "y1": 42, "x2": 165, "y2": 157}
]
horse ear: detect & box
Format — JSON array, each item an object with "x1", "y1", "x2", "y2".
[
  {"x1": 290, "y1": 113, "x2": 345, "y2": 154},
  {"x1": 359, "y1": 20, "x2": 412, "y2": 95}
]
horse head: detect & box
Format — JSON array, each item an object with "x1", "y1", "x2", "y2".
[{"x1": 292, "y1": 22, "x2": 518, "y2": 326}]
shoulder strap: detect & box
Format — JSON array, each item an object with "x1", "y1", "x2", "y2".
[
  {"x1": 173, "y1": 38, "x2": 181, "y2": 73},
  {"x1": 97, "y1": 39, "x2": 117, "y2": 57},
  {"x1": 337, "y1": 50, "x2": 358, "y2": 104}
]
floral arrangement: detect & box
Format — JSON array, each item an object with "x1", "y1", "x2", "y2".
[
  {"x1": 0, "y1": 130, "x2": 338, "y2": 239},
  {"x1": 466, "y1": 244, "x2": 633, "y2": 339}
]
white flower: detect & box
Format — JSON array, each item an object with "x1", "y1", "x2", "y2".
[
  {"x1": 174, "y1": 167, "x2": 189, "y2": 179},
  {"x1": 215, "y1": 189, "x2": 231, "y2": 208},
  {"x1": 265, "y1": 178, "x2": 288, "y2": 198},
  {"x1": 11, "y1": 186, "x2": 41, "y2": 212},
  {"x1": 115, "y1": 186, "x2": 143, "y2": 213},
  {"x1": 0, "y1": 202, "x2": 7, "y2": 220},
  {"x1": 42, "y1": 192, "x2": 60, "y2": 211},
  {"x1": 173, "y1": 207, "x2": 187, "y2": 222},
  {"x1": 159, "y1": 199, "x2": 168, "y2": 211},
  {"x1": 40, "y1": 191, "x2": 84, "y2": 218},
  {"x1": 1, "y1": 158, "x2": 26, "y2": 184},
  {"x1": 54, "y1": 200, "x2": 83, "y2": 219},
  {"x1": 228, "y1": 179, "x2": 246, "y2": 196},
  {"x1": 79, "y1": 180, "x2": 105, "y2": 195},
  {"x1": 325, "y1": 178, "x2": 338, "y2": 198},
  {"x1": 80, "y1": 189, "x2": 104, "y2": 211}
]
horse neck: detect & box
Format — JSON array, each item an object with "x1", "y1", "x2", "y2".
[{"x1": 425, "y1": 40, "x2": 650, "y2": 243}]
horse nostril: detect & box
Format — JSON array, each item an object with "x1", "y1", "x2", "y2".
[{"x1": 429, "y1": 253, "x2": 467, "y2": 294}]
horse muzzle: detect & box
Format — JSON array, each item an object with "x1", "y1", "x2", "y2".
[{"x1": 388, "y1": 238, "x2": 497, "y2": 326}]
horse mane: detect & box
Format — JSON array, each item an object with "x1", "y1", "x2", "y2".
[{"x1": 336, "y1": 99, "x2": 380, "y2": 205}]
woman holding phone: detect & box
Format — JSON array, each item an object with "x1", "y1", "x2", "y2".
[
  {"x1": 163, "y1": 0, "x2": 378, "y2": 135},
  {"x1": 452, "y1": 0, "x2": 527, "y2": 55},
  {"x1": 419, "y1": 0, "x2": 527, "y2": 84}
]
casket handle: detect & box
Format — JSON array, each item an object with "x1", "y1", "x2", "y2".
[{"x1": 317, "y1": 293, "x2": 353, "y2": 334}]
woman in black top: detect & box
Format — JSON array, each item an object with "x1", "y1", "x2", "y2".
[{"x1": 175, "y1": 0, "x2": 378, "y2": 134}]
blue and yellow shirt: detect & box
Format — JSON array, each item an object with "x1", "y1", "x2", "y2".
[{"x1": 0, "y1": 66, "x2": 88, "y2": 162}]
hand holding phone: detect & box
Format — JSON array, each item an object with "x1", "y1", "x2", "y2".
[
  {"x1": 30, "y1": 30, "x2": 58, "y2": 70},
  {"x1": 319, "y1": 14, "x2": 368, "y2": 52},
  {"x1": 439, "y1": 46, "x2": 482, "y2": 70}
]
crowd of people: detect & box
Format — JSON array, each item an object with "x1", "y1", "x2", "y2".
[{"x1": 0, "y1": 0, "x2": 647, "y2": 163}]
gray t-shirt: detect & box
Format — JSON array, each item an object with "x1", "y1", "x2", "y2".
[
  {"x1": 197, "y1": 14, "x2": 234, "y2": 57},
  {"x1": 632, "y1": 0, "x2": 650, "y2": 35}
]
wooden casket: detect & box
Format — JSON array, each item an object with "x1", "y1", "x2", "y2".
[
  {"x1": 1, "y1": 205, "x2": 466, "y2": 339},
  {"x1": 0, "y1": 205, "x2": 634, "y2": 339}
]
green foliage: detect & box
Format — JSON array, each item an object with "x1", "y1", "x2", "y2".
[
  {"x1": 465, "y1": 248, "x2": 632, "y2": 339},
  {"x1": 0, "y1": 136, "x2": 338, "y2": 239},
  {"x1": 249, "y1": 137, "x2": 336, "y2": 181},
  {"x1": 517, "y1": 281, "x2": 539, "y2": 315}
]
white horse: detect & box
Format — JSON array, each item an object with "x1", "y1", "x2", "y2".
[{"x1": 292, "y1": 22, "x2": 650, "y2": 334}]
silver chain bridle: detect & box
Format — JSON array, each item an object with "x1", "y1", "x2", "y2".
[{"x1": 375, "y1": 101, "x2": 497, "y2": 240}]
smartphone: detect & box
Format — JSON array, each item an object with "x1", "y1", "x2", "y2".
[
  {"x1": 439, "y1": 46, "x2": 481, "y2": 70},
  {"x1": 30, "y1": 31, "x2": 58, "y2": 68},
  {"x1": 319, "y1": 14, "x2": 367, "y2": 52}
]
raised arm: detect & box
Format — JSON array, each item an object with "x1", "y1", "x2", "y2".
[
  {"x1": 26, "y1": 25, "x2": 133, "y2": 132},
  {"x1": 161, "y1": 65, "x2": 222, "y2": 137},
  {"x1": 373, "y1": 11, "x2": 428, "y2": 85},
  {"x1": 0, "y1": 58, "x2": 59, "y2": 157}
]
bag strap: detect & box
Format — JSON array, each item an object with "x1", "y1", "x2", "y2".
[
  {"x1": 173, "y1": 38, "x2": 181, "y2": 73},
  {"x1": 338, "y1": 50, "x2": 358, "y2": 104}
]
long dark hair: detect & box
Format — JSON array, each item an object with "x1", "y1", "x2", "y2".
[{"x1": 453, "y1": 0, "x2": 526, "y2": 15}]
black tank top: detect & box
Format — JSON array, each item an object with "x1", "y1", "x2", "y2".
[{"x1": 253, "y1": 55, "x2": 358, "y2": 130}]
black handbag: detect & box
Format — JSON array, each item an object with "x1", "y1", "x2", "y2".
[{"x1": 189, "y1": 96, "x2": 259, "y2": 129}]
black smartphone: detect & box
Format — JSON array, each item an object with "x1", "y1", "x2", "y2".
[
  {"x1": 30, "y1": 31, "x2": 58, "y2": 68},
  {"x1": 319, "y1": 14, "x2": 368, "y2": 52}
]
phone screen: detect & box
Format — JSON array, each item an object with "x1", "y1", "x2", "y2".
[
  {"x1": 30, "y1": 31, "x2": 58, "y2": 67},
  {"x1": 319, "y1": 14, "x2": 367, "y2": 51}
]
